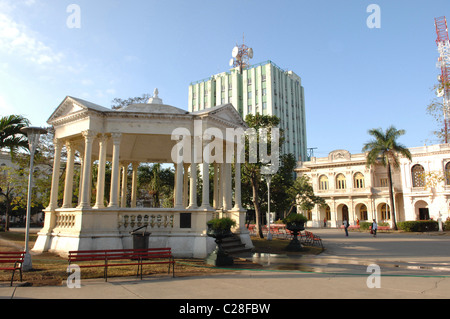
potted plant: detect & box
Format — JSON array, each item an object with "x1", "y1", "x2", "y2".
[
  {"x1": 283, "y1": 213, "x2": 308, "y2": 251},
  {"x1": 205, "y1": 217, "x2": 236, "y2": 266}
]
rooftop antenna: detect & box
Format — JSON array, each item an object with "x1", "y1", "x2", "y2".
[
  {"x1": 435, "y1": 16, "x2": 450, "y2": 143},
  {"x1": 229, "y1": 33, "x2": 253, "y2": 74}
]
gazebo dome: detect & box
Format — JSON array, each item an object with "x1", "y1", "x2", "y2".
[
  {"x1": 117, "y1": 88, "x2": 188, "y2": 114},
  {"x1": 118, "y1": 103, "x2": 188, "y2": 114}
]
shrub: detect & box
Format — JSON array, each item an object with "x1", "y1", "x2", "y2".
[
  {"x1": 360, "y1": 222, "x2": 371, "y2": 230},
  {"x1": 445, "y1": 220, "x2": 450, "y2": 231},
  {"x1": 397, "y1": 220, "x2": 438, "y2": 232},
  {"x1": 207, "y1": 217, "x2": 236, "y2": 230},
  {"x1": 282, "y1": 213, "x2": 308, "y2": 225}
]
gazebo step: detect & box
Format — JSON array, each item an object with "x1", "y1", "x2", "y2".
[{"x1": 222, "y1": 234, "x2": 253, "y2": 256}]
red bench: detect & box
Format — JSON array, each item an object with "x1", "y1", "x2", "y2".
[
  {"x1": 68, "y1": 248, "x2": 175, "y2": 281},
  {"x1": 0, "y1": 251, "x2": 25, "y2": 286},
  {"x1": 302, "y1": 231, "x2": 323, "y2": 248}
]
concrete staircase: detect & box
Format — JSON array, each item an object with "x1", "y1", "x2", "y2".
[{"x1": 221, "y1": 234, "x2": 253, "y2": 257}]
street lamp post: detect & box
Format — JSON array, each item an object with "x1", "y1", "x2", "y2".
[
  {"x1": 265, "y1": 174, "x2": 273, "y2": 240},
  {"x1": 20, "y1": 126, "x2": 47, "y2": 271}
]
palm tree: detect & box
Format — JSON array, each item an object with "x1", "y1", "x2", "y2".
[
  {"x1": 362, "y1": 126, "x2": 412, "y2": 230},
  {"x1": 0, "y1": 115, "x2": 30, "y2": 157}
]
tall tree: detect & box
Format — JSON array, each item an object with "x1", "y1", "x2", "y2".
[
  {"x1": 138, "y1": 163, "x2": 174, "y2": 208},
  {"x1": 286, "y1": 175, "x2": 326, "y2": 217},
  {"x1": 362, "y1": 126, "x2": 412, "y2": 230},
  {"x1": 0, "y1": 115, "x2": 30, "y2": 157},
  {"x1": 242, "y1": 113, "x2": 283, "y2": 238}
]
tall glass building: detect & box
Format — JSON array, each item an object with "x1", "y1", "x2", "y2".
[{"x1": 188, "y1": 60, "x2": 307, "y2": 161}]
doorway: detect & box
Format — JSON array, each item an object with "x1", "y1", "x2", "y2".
[{"x1": 419, "y1": 208, "x2": 430, "y2": 220}]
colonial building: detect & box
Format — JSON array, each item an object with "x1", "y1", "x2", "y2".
[
  {"x1": 295, "y1": 144, "x2": 450, "y2": 228},
  {"x1": 32, "y1": 90, "x2": 252, "y2": 258}
]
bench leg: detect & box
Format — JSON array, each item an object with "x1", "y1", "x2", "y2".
[{"x1": 10, "y1": 270, "x2": 15, "y2": 287}]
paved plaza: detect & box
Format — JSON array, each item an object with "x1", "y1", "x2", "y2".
[{"x1": 1, "y1": 228, "x2": 450, "y2": 301}]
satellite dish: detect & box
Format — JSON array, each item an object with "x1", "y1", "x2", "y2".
[
  {"x1": 248, "y1": 48, "x2": 253, "y2": 59},
  {"x1": 229, "y1": 58, "x2": 234, "y2": 67},
  {"x1": 437, "y1": 87, "x2": 444, "y2": 97},
  {"x1": 232, "y1": 46, "x2": 239, "y2": 58}
]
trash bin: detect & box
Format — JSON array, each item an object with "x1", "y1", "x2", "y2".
[{"x1": 130, "y1": 226, "x2": 151, "y2": 250}]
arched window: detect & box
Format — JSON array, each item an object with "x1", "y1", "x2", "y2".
[
  {"x1": 381, "y1": 203, "x2": 391, "y2": 220},
  {"x1": 445, "y1": 162, "x2": 450, "y2": 185},
  {"x1": 359, "y1": 204, "x2": 368, "y2": 220},
  {"x1": 336, "y1": 174, "x2": 346, "y2": 189},
  {"x1": 412, "y1": 164, "x2": 425, "y2": 187},
  {"x1": 354, "y1": 172, "x2": 365, "y2": 189},
  {"x1": 319, "y1": 175, "x2": 329, "y2": 190}
]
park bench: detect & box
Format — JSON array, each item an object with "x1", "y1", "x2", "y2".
[
  {"x1": 304, "y1": 231, "x2": 323, "y2": 248},
  {"x1": 68, "y1": 248, "x2": 175, "y2": 282},
  {"x1": 0, "y1": 251, "x2": 25, "y2": 286}
]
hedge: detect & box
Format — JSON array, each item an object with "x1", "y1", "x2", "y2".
[
  {"x1": 446, "y1": 221, "x2": 450, "y2": 231},
  {"x1": 397, "y1": 221, "x2": 439, "y2": 232},
  {"x1": 360, "y1": 222, "x2": 371, "y2": 230}
]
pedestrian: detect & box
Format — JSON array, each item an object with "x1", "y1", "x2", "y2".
[
  {"x1": 343, "y1": 219, "x2": 350, "y2": 236},
  {"x1": 324, "y1": 217, "x2": 327, "y2": 228},
  {"x1": 371, "y1": 219, "x2": 378, "y2": 237}
]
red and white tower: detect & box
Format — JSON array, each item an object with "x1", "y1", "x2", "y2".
[{"x1": 435, "y1": 16, "x2": 450, "y2": 142}]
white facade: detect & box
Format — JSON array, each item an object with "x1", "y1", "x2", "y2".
[
  {"x1": 295, "y1": 144, "x2": 450, "y2": 228},
  {"x1": 399, "y1": 144, "x2": 450, "y2": 222},
  {"x1": 33, "y1": 91, "x2": 252, "y2": 257}
]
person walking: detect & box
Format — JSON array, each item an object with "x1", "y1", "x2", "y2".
[
  {"x1": 371, "y1": 219, "x2": 378, "y2": 237},
  {"x1": 343, "y1": 219, "x2": 349, "y2": 236}
]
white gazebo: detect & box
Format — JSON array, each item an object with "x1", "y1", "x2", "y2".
[{"x1": 33, "y1": 89, "x2": 252, "y2": 258}]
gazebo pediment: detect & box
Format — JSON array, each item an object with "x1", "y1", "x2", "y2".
[
  {"x1": 47, "y1": 96, "x2": 110, "y2": 125},
  {"x1": 192, "y1": 104, "x2": 247, "y2": 129}
]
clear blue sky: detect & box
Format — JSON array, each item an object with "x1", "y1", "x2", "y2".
[{"x1": 0, "y1": 0, "x2": 448, "y2": 157}]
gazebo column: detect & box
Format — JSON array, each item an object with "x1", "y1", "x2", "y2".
[
  {"x1": 201, "y1": 142, "x2": 211, "y2": 210},
  {"x1": 130, "y1": 162, "x2": 139, "y2": 208},
  {"x1": 188, "y1": 162, "x2": 198, "y2": 209},
  {"x1": 77, "y1": 151, "x2": 84, "y2": 206},
  {"x1": 218, "y1": 163, "x2": 224, "y2": 209},
  {"x1": 183, "y1": 163, "x2": 189, "y2": 208},
  {"x1": 108, "y1": 133, "x2": 122, "y2": 208},
  {"x1": 47, "y1": 138, "x2": 63, "y2": 210},
  {"x1": 201, "y1": 161, "x2": 211, "y2": 209},
  {"x1": 233, "y1": 158, "x2": 243, "y2": 211},
  {"x1": 174, "y1": 161, "x2": 184, "y2": 209},
  {"x1": 117, "y1": 166, "x2": 123, "y2": 206},
  {"x1": 94, "y1": 134, "x2": 108, "y2": 208},
  {"x1": 120, "y1": 162, "x2": 129, "y2": 208},
  {"x1": 78, "y1": 130, "x2": 95, "y2": 209},
  {"x1": 213, "y1": 163, "x2": 218, "y2": 209},
  {"x1": 62, "y1": 141, "x2": 75, "y2": 208},
  {"x1": 223, "y1": 163, "x2": 232, "y2": 211}
]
